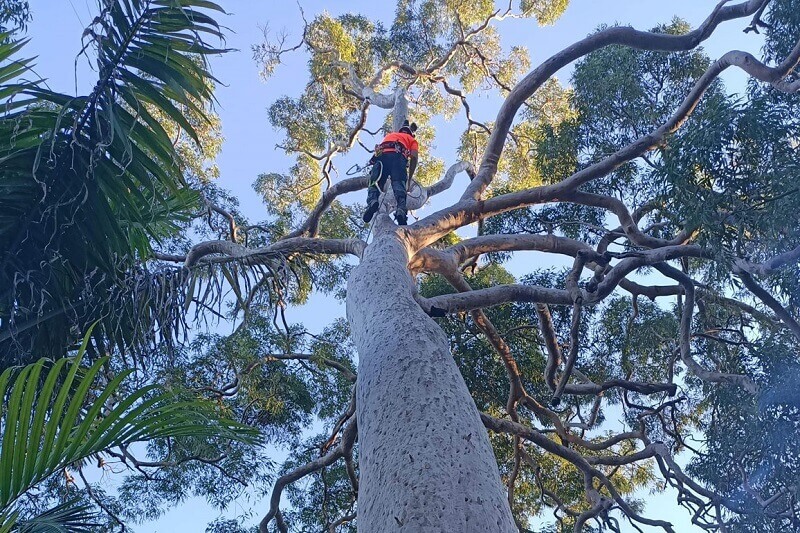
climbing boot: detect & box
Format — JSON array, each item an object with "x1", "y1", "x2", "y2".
[
  {"x1": 395, "y1": 209, "x2": 407, "y2": 226},
  {"x1": 362, "y1": 202, "x2": 379, "y2": 223}
]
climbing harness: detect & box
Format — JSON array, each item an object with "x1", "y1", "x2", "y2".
[
  {"x1": 357, "y1": 150, "x2": 425, "y2": 240},
  {"x1": 374, "y1": 140, "x2": 412, "y2": 159}
]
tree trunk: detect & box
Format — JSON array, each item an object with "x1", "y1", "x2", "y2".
[{"x1": 346, "y1": 225, "x2": 516, "y2": 532}]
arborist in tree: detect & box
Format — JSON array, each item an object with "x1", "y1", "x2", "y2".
[{"x1": 362, "y1": 120, "x2": 419, "y2": 226}]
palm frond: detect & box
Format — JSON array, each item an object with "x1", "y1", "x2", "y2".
[
  {"x1": 0, "y1": 1, "x2": 231, "y2": 365},
  {"x1": 15, "y1": 499, "x2": 96, "y2": 533},
  {"x1": 0, "y1": 326, "x2": 259, "y2": 529}
]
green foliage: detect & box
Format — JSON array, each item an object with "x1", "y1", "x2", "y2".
[
  {"x1": 678, "y1": 291, "x2": 800, "y2": 530},
  {"x1": 0, "y1": 0, "x2": 28, "y2": 33},
  {"x1": 80, "y1": 313, "x2": 358, "y2": 527},
  {"x1": 0, "y1": 0, "x2": 230, "y2": 366},
  {"x1": 572, "y1": 20, "x2": 715, "y2": 196},
  {"x1": 14, "y1": 499, "x2": 95, "y2": 533},
  {"x1": 255, "y1": 0, "x2": 569, "y2": 237},
  {"x1": 0, "y1": 327, "x2": 257, "y2": 532},
  {"x1": 520, "y1": 0, "x2": 570, "y2": 26},
  {"x1": 589, "y1": 297, "x2": 677, "y2": 389},
  {"x1": 206, "y1": 518, "x2": 258, "y2": 533}
]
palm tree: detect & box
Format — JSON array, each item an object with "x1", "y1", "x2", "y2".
[
  {"x1": 0, "y1": 326, "x2": 258, "y2": 531},
  {"x1": 0, "y1": 0, "x2": 229, "y2": 366}
]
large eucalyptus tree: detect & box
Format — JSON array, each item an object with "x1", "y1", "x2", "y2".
[{"x1": 166, "y1": 0, "x2": 800, "y2": 531}]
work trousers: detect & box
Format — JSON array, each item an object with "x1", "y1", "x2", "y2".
[{"x1": 366, "y1": 152, "x2": 408, "y2": 213}]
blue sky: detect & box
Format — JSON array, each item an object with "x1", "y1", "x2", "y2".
[{"x1": 25, "y1": 1, "x2": 767, "y2": 531}]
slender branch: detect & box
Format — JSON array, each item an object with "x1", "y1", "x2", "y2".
[
  {"x1": 565, "y1": 191, "x2": 691, "y2": 249},
  {"x1": 439, "y1": 269, "x2": 525, "y2": 420},
  {"x1": 655, "y1": 264, "x2": 759, "y2": 394},
  {"x1": 551, "y1": 302, "x2": 582, "y2": 406},
  {"x1": 426, "y1": 161, "x2": 475, "y2": 197},
  {"x1": 285, "y1": 175, "x2": 370, "y2": 239},
  {"x1": 259, "y1": 419, "x2": 357, "y2": 533},
  {"x1": 328, "y1": 512, "x2": 356, "y2": 533},
  {"x1": 77, "y1": 467, "x2": 128, "y2": 531},
  {"x1": 203, "y1": 194, "x2": 239, "y2": 242},
  {"x1": 267, "y1": 353, "x2": 357, "y2": 383},
  {"x1": 734, "y1": 267, "x2": 800, "y2": 342},
  {"x1": 536, "y1": 304, "x2": 560, "y2": 392}
]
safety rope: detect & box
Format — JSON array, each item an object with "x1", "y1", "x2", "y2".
[{"x1": 364, "y1": 161, "x2": 387, "y2": 244}]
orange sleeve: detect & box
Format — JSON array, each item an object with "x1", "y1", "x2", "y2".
[{"x1": 410, "y1": 137, "x2": 419, "y2": 153}]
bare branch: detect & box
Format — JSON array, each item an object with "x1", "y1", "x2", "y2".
[
  {"x1": 462, "y1": 0, "x2": 771, "y2": 201},
  {"x1": 259, "y1": 419, "x2": 357, "y2": 533},
  {"x1": 655, "y1": 264, "x2": 759, "y2": 394},
  {"x1": 328, "y1": 512, "x2": 356, "y2": 533},
  {"x1": 733, "y1": 266, "x2": 800, "y2": 342},
  {"x1": 420, "y1": 245, "x2": 711, "y2": 313},
  {"x1": 183, "y1": 237, "x2": 365, "y2": 268},
  {"x1": 443, "y1": 233, "x2": 604, "y2": 267},
  {"x1": 203, "y1": 194, "x2": 240, "y2": 242},
  {"x1": 267, "y1": 353, "x2": 357, "y2": 383},
  {"x1": 426, "y1": 161, "x2": 475, "y2": 198},
  {"x1": 551, "y1": 301, "x2": 583, "y2": 406}
]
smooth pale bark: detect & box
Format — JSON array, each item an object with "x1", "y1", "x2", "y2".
[{"x1": 346, "y1": 222, "x2": 516, "y2": 532}]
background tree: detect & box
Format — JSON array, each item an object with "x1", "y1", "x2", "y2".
[
  {"x1": 0, "y1": 0, "x2": 228, "y2": 366},
  {"x1": 0, "y1": 1, "x2": 268, "y2": 530}
]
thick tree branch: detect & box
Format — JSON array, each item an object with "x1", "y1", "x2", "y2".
[
  {"x1": 284, "y1": 175, "x2": 370, "y2": 239},
  {"x1": 183, "y1": 237, "x2": 365, "y2": 268},
  {"x1": 203, "y1": 194, "x2": 240, "y2": 242},
  {"x1": 462, "y1": 0, "x2": 771, "y2": 201},
  {"x1": 411, "y1": 21, "x2": 800, "y2": 249},
  {"x1": 444, "y1": 233, "x2": 604, "y2": 267},
  {"x1": 734, "y1": 245, "x2": 800, "y2": 275},
  {"x1": 565, "y1": 191, "x2": 691, "y2": 249}
]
